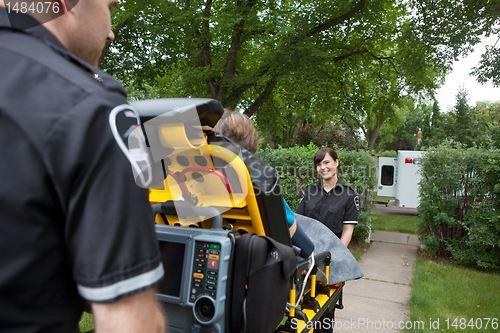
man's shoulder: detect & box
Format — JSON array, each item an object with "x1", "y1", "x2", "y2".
[
  {"x1": 0, "y1": 26, "x2": 126, "y2": 102},
  {"x1": 0, "y1": 29, "x2": 127, "y2": 130}
]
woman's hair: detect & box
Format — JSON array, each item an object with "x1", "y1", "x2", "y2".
[
  {"x1": 313, "y1": 147, "x2": 339, "y2": 166},
  {"x1": 213, "y1": 109, "x2": 261, "y2": 154}
]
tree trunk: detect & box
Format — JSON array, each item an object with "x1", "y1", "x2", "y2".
[
  {"x1": 267, "y1": 133, "x2": 275, "y2": 149},
  {"x1": 366, "y1": 121, "x2": 384, "y2": 153}
]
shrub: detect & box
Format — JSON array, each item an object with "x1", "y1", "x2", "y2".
[
  {"x1": 287, "y1": 123, "x2": 364, "y2": 151},
  {"x1": 378, "y1": 150, "x2": 398, "y2": 157},
  {"x1": 257, "y1": 143, "x2": 376, "y2": 244},
  {"x1": 417, "y1": 145, "x2": 500, "y2": 269}
]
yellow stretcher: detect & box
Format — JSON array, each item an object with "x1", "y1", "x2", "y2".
[{"x1": 131, "y1": 98, "x2": 344, "y2": 333}]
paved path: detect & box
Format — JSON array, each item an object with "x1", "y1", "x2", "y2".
[{"x1": 335, "y1": 230, "x2": 419, "y2": 332}]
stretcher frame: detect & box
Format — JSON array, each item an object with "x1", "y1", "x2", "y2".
[{"x1": 132, "y1": 98, "x2": 344, "y2": 333}]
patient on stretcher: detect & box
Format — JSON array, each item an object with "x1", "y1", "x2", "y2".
[
  {"x1": 213, "y1": 110, "x2": 314, "y2": 258},
  {"x1": 213, "y1": 110, "x2": 363, "y2": 284}
]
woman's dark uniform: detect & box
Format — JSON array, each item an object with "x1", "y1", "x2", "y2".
[
  {"x1": 297, "y1": 179, "x2": 359, "y2": 239},
  {"x1": 296, "y1": 178, "x2": 359, "y2": 333}
]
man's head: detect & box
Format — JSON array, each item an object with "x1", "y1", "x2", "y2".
[
  {"x1": 0, "y1": 0, "x2": 117, "y2": 67},
  {"x1": 58, "y1": 0, "x2": 117, "y2": 67}
]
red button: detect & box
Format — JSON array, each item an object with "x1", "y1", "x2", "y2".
[{"x1": 210, "y1": 260, "x2": 217, "y2": 268}]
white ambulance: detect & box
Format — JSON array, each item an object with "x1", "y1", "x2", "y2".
[{"x1": 377, "y1": 150, "x2": 424, "y2": 209}]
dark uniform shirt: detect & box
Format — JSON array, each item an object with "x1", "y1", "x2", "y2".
[
  {"x1": 296, "y1": 178, "x2": 359, "y2": 238},
  {"x1": 0, "y1": 9, "x2": 163, "y2": 333}
]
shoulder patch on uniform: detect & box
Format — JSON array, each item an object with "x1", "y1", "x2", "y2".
[
  {"x1": 109, "y1": 104, "x2": 152, "y2": 188},
  {"x1": 354, "y1": 195, "x2": 360, "y2": 211}
]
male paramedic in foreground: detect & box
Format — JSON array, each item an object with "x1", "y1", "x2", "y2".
[{"x1": 0, "y1": 0, "x2": 166, "y2": 332}]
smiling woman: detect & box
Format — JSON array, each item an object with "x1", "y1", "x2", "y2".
[
  {"x1": 296, "y1": 146, "x2": 360, "y2": 333},
  {"x1": 297, "y1": 147, "x2": 359, "y2": 248}
]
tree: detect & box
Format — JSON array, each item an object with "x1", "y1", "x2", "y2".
[
  {"x1": 102, "y1": 0, "x2": 443, "y2": 149},
  {"x1": 471, "y1": 100, "x2": 500, "y2": 148},
  {"x1": 407, "y1": 0, "x2": 500, "y2": 86},
  {"x1": 376, "y1": 102, "x2": 425, "y2": 151},
  {"x1": 416, "y1": 101, "x2": 450, "y2": 148},
  {"x1": 449, "y1": 88, "x2": 475, "y2": 147}
]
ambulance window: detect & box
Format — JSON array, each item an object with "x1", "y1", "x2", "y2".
[{"x1": 381, "y1": 166, "x2": 394, "y2": 186}]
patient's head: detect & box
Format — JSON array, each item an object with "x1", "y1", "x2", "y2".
[{"x1": 213, "y1": 110, "x2": 260, "y2": 154}]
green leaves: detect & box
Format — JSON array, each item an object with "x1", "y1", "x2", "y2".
[
  {"x1": 100, "y1": 0, "x2": 445, "y2": 147},
  {"x1": 417, "y1": 146, "x2": 500, "y2": 269},
  {"x1": 100, "y1": 0, "x2": 500, "y2": 150}
]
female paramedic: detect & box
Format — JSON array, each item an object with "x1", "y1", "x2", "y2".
[
  {"x1": 296, "y1": 147, "x2": 359, "y2": 248},
  {"x1": 296, "y1": 147, "x2": 359, "y2": 333},
  {"x1": 213, "y1": 110, "x2": 315, "y2": 259}
]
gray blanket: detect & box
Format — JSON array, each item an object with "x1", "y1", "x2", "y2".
[{"x1": 295, "y1": 214, "x2": 364, "y2": 285}]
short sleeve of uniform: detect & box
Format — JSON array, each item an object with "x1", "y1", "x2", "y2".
[
  {"x1": 283, "y1": 198, "x2": 295, "y2": 228},
  {"x1": 46, "y1": 93, "x2": 163, "y2": 303},
  {"x1": 343, "y1": 189, "x2": 359, "y2": 225}
]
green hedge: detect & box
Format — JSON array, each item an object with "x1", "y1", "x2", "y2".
[
  {"x1": 256, "y1": 143, "x2": 376, "y2": 243},
  {"x1": 418, "y1": 146, "x2": 500, "y2": 269}
]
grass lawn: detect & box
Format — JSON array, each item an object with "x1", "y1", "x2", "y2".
[
  {"x1": 79, "y1": 312, "x2": 93, "y2": 332},
  {"x1": 372, "y1": 191, "x2": 395, "y2": 203},
  {"x1": 371, "y1": 214, "x2": 418, "y2": 234},
  {"x1": 408, "y1": 257, "x2": 500, "y2": 333}
]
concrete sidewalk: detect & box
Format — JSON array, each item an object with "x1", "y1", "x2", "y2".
[{"x1": 335, "y1": 231, "x2": 419, "y2": 332}]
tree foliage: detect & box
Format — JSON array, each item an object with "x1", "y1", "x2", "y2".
[
  {"x1": 101, "y1": 0, "x2": 500, "y2": 149},
  {"x1": 407, "y1": 0, "x2": 500, "y2": 70},
  {"x1": 286, "y1": 122, "x2": 364, "y2": 151},
  {"x1": 375, "y1": 89, "x2": 500, "y2": 152},
  {"x1": 101, "y1": 0, "x2": 451, "y2": 150}
]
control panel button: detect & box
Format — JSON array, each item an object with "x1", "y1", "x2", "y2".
[
  {"x1": 210, "y1": 244, "x2": 221, "y2": 250},
  {"x1": 193, "y1": 273, "x2": 204, "y2": 279},
  {"x1": 209, "y1": 260, "x2": 217, "y2": 269},
  {"x1": 208, "y1": 255, "x2": 219, "y2": 260},
  {"x1": 206, "y1": 285, "x2": 216, "y2": 291}
]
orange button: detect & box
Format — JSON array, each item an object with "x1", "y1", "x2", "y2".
[
  {"x1": 193, "y1": 273, "x2": 204, "y2": 279},
  {"x1": 209, "y1": 255, "x2": 219, "y2": 260}
]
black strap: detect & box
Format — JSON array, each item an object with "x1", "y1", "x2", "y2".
[
  {"x1": 230, "y1": 233, "x2": 255, "y2": 332},
  {"x1": 229, "y1": 233, "x2": 297, "y2": 332}
]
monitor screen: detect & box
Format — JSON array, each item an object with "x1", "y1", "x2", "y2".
[{"x1": 158, "y1": 241, "x2": 186, "y2": 298}]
